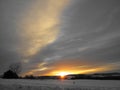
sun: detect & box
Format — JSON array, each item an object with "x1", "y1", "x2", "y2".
[
  {"x1": 59, "y1": 72, "x2": 67, "y2": 76},
  {"x1": 56, "y1": 72, "x2": 71, "y2": 79}
]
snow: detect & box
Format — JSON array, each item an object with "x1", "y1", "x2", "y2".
[{"x1": 0, "y1": 79, "x2": 120, "y2": 90}]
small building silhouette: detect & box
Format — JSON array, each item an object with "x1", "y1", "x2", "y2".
[{"x1": 3, "y1": 70, "x2": 19, "y2": 79}]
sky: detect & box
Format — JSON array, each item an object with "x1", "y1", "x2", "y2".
[{"x1": 0, "y1": 0, "x2": 120, "y2": 76}]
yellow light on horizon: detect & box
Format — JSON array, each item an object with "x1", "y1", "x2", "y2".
[
  {"x1": 56, "y1": 72, "x2": 71, "y2": 76},
  {"x1": 56, "y1": 72, "x2": 72, "y2": 79}
]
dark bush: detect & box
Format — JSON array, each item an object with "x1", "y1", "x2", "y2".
[{"x1": 3, "y1": 70, "x2": 19, "y2": 79}]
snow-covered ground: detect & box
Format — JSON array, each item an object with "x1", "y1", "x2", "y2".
[{"x1": 0, "y1": 79, "x2": 120, "y2": 90}]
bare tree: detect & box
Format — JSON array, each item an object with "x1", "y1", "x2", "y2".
[{"x1": 9, "y1": 62, "x2": 22, "y2": 74}]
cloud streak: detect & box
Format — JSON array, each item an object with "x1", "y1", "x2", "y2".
[{"x1": 28, "y1": 0, "x2": 120, "y2": 75}]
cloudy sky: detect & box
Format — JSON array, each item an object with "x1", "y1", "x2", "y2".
[{"x1": 0, "y1": 0, "x2": 120, "y2": 76}]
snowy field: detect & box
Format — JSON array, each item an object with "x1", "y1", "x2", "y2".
[{"x1": 0, "y1": 79, "x2": 120, "y2": 90}]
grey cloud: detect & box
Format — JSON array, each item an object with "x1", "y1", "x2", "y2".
[
  {"x1": 0, "y1": 0, "x2": 36, "y2": 74},
  {"x1": 32, "y1": 0, "x2": 120, "y2": 71},
  {"x1": 55, "y1": 0, "x2": 120, "y2": 61}
]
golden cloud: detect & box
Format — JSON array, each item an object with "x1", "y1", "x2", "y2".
[{"x1": 18, "y1": 0, "x2": 69, "y2": 60}]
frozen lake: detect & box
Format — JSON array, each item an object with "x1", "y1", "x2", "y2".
[{"x1": 0, "y1": 79, "x2": 120, "y2": 90}]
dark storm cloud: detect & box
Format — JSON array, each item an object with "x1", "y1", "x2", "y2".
[{"x1": 31, "y1": 0, "x2": 120, "y2": 74}]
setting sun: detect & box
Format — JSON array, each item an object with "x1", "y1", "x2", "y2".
[
  {"x1": 56, "y1": 72, "x2": 72, "y2": 79},
  {"x1": 58, "y1": 72, "x2": 68, "y2": 76}
]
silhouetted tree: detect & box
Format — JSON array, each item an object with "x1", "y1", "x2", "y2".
[
  {"x1": 9, "y1": 62, "x2": 22, "y2": 74},
  {"x1": 3, "y1": 70, "x2": 18, "y2": 79},
  {"x1": 24, "y1": 75, "x2": 35, "y2": 79},
  {"x1": 3, "y1": 62, "x2": 22, "y2": 79}
]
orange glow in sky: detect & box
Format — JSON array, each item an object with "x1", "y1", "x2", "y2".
[
  {"x1": 56, "y1": 72, "x2": 72, "y2": 76},
  {"x1": 55, "y1": 72, "x2": 72, "y2": 79},
  {"x1": 21, "y1": 60, "x2": 118, "y2": 77}
]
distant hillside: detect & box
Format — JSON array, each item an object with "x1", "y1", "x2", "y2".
[
  {"x1": 21, "y1": 72, "x2": 120, "y2": 80},
  {"x1": 67, "y1": 73, "x2": 120, "y2": 80}
]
